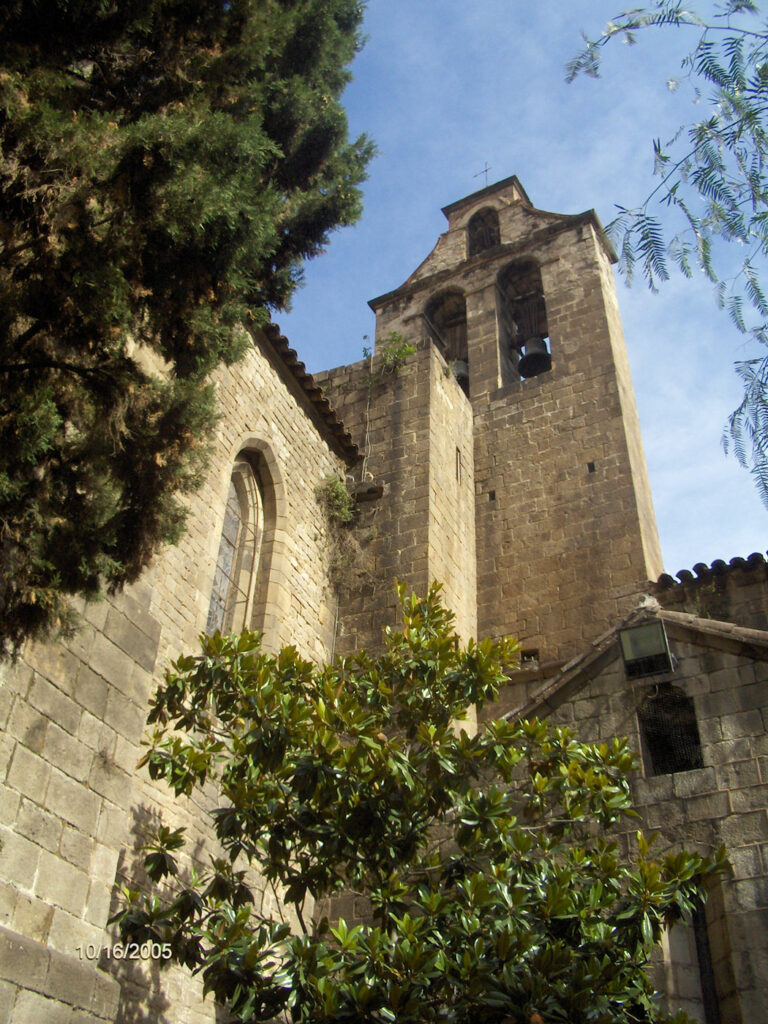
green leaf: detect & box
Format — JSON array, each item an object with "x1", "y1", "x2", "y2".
[{"x1": 123, "y1": 583, "x2": 728, "y2": 1023}]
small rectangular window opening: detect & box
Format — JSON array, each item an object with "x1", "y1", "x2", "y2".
[
  {"x1": 489, "y1": 490, "x2": 496, "y2": 501},
  {"x1": 456, "y1": 448, "x2": 462, "y2": 484},
  {"x1": 587, "y1": 461, "x2": 596, "y2": 474},
  {"x1": 638, "y1": 683, "x2": 703, "y2": 776}
]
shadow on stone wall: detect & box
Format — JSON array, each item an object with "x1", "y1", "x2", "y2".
[{"x1": 108, "y1": 801, "x2": 209, "y2": 1024}]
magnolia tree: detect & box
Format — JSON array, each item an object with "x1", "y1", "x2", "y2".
[{"x1": 114, "y1": 585, "x2": 726, "y2": 1023}]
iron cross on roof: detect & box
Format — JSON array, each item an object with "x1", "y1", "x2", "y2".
[{"x1": 474, "y1": 162, "x2": 491, "y2": 187}]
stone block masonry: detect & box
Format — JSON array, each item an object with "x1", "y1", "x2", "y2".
[
  {"x1": 1, "y1": 173, "x2": 764, "y2": 1024},
  {"x1": 470, "y1": 217, "x2": 662, "y2": 661},
  {"x1": 524, "y1": 624, "x2": 768, "y2": 1023},
  {"x1": 339, "y1": 174, "x2": 662, "y2": 663},
  {"x1": 0, "y1": 329, "x2": 348, "y2": 1023},
  {"x1": 317, "y1": 339, "x2": 477, "y2": 652}
]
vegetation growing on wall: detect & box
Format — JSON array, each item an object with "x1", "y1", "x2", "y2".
[
  {"x1": 316, "y1": 476, "x2": 356, "y2": 526},
  {"x1": 363, "y1": 331, "x2": 416, "y2": 382},
  {"x1": 116, "y1": 585, "x2": 726, "y2": 1024},
  {"x1": 315, "y1": 475, "x2": 376, "y2": 592},
  {"x1": 377, "y1": 331, "x2": 417, "y2": 376}
]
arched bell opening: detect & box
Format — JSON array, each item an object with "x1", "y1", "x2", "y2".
[
  {"x1": 425, "y1": 290, "x2": 469, "y2": 395},
  {"x1": 498, "y1": 260, "x2": 551, "y2": 380},
  {"x1": 467, "y1": 206, "x2": 500, "y2": 257}
]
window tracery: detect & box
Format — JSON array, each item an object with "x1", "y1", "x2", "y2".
[{"x1": 206, "y1": 457, "x2": 264, "y2": 634}]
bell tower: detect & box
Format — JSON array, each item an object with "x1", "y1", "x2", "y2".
[{"x1": 366, "y1": 175, "x2": 662, "y2": 661}]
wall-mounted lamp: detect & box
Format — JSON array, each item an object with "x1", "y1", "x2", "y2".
[{"x1": 618, "y1": 620, "x2": 675, "y2": 679}]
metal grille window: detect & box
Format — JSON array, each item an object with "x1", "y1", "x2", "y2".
[
  {"x1": 206, "y1": 458, "x2": 264, "y2": 634},
  {"x1": 638, "y1": 684, "x2": 703, "y2": 776}
]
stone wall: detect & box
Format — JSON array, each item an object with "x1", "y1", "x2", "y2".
[
  {"x1": 471, "y1": 219, "x2": 662, "y2": 661},
  {"x1": 537, "y1": 632, "x2": 768, "y2": 1023},
  {"x1": 2, "y1": 174, "x2": 763, "y2": 1024},
  {"x1": 316, "y1": 338, "x2": 476, "y2": 652},
  {"x1": 654, "y1": 553, "x2": 768, "y2": 631},
  {"x1": 316, "y1": 348, "x2": 432, "y2": 652},
  {"x1": 362, "y1": 176, "x2": 662, "y2": 663},
  {"x1": 425, "y1": 345, "x2": 477, "y2": 642},
  {"x1": 0, "y1": 330, "x2": 347, "y2": 1023}
]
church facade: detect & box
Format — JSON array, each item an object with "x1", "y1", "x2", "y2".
[{"x1": 0, "y1": 176, "x2": 766, "y2": 1023}]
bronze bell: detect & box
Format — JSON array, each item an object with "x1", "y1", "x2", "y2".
[
  {"x1": 451, "y1": 359, "x2": 470, "y2": 395},
  {"x1": 451, "y1": 359, "x2": 469, "y2": 383},
  {"x1": 518, "y1": 337, "x2": 551, "y2": 378}
]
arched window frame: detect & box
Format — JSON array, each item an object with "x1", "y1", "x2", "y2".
[
  {"x1": 206, "y1": 455, "x2": 265, "y2": 635},
  {"x1": 467, "y1": 207, "x2": 501, "y2": 257},
  {"x1": 425, "y1": 290, "x2": 468, "y2": 363},
  {"x1": 425, "y1": 289, "x2": 469, "y2": 394}
]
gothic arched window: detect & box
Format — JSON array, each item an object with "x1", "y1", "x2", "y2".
[
  {"x1": 467, "y1": 207, "x2": 500, "y2": 256},
  {"x1": 206, "y1": 456, "x2": 264, "y2": 634},
  {"x1": 638, "y1": 684, "x2": 703, "y2": 776}
]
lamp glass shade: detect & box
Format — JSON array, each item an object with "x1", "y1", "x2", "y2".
[{"x1": 619, "y1": 620, "x2": 673, "y2": 678}]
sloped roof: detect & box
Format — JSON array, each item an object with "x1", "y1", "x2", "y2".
[
  {"x1": 369, "y1": 176, "x2": 617, "y2": 312},
  {"x1": 261, "y1": 323, "x2": 359, "y2": 466},
  {"x1": 506, "y1": 599, "x2": 768, "y2": 723},
  {"x1": 440, "y1": 174, "x2": 533, "y2": 217}
]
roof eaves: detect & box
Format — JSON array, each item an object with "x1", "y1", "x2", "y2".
[
  {"x1": 658, "y1": 607, "x2": 768, "y2": 657},
  {"x1": 261, "y1": 323, "x2": 360, "y2": 466},
  {"x1": 504, "y1": 599, "x2": 768, "y2": 722},
  {"x1": 653, "y1": 551, "x2": 768, "y2": 592}
]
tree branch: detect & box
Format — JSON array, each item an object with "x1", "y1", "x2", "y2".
[{"x1": 0, "y1": 358, "x2": 113, "y2": 382}]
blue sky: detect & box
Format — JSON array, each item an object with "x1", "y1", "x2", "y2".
[{"x1": 278, "y1": 0, "x2": 767, "y2": 576}]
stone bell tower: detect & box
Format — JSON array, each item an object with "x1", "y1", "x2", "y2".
[{"x1": 321, "y1": 175, "x2": 663, "y2": 662}]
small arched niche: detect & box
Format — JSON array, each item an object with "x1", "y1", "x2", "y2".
[
  {"x1": 498, "y1": 260, "x2": 551, "y2": 380},
  {"x1": 638, "y1": 683, "x2": 703, "y2": 776},
  {"x1": 425, "y1": 290, "x2": 469, "y2": 394},
  {"x1": 206, "y1": 452, "x2": 268, "y2": 635},
  {"x1": 467, "y1": 206, "x2": 500, "y2": 257}
]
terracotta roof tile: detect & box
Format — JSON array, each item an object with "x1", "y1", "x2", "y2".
[
  {"x1": 263, "y1": 324, "x2": 359, "y2": 466},
  {"x1": 653, "y1": 551, "x2": 767, "y2": 591}
]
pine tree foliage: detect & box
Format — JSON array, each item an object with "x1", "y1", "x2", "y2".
[
  {"x1": 0, "y1": 0, "x2": 373, "y2": 656},
  {"x1": 113, "y1": 585, "x2": 726, "y2": 1024},
  {"x1": 568, "y1": 1, "x2": 768, "y2": 507}
]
